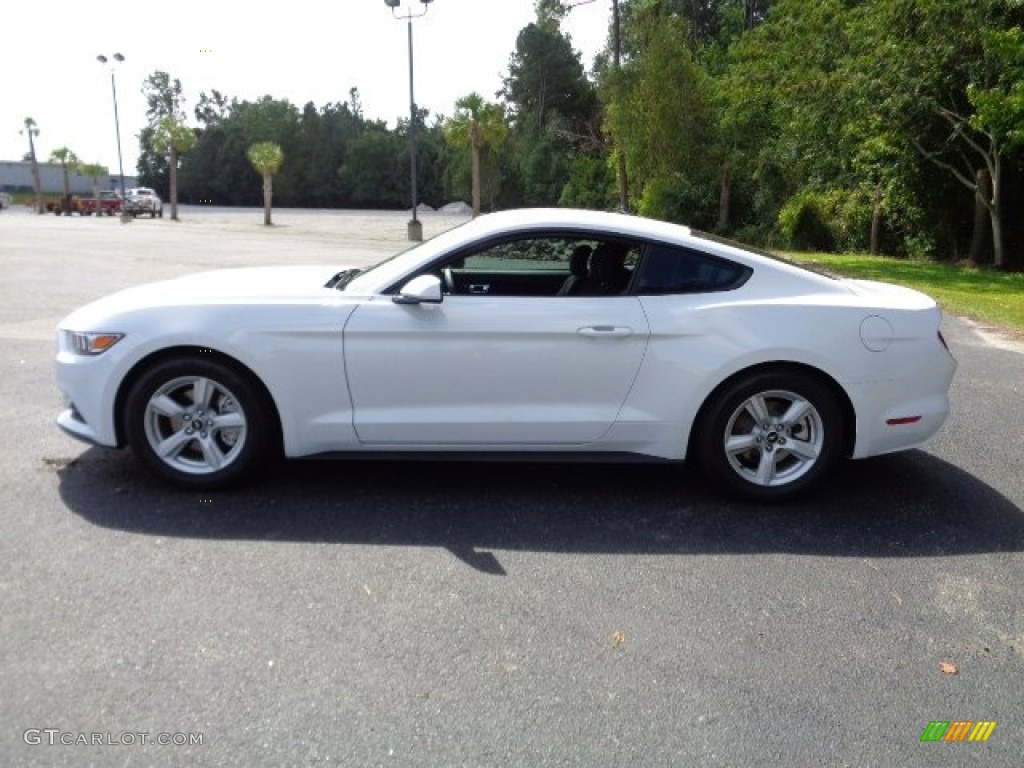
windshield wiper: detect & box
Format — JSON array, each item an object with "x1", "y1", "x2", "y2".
[{"x1": 326, "y1": 269, "x2": 363, "y2": 290}]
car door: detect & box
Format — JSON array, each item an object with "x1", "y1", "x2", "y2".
[{"x1": 343, "y1": 235, "x2": 651, "y2": 446}]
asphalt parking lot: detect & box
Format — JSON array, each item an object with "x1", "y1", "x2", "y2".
[{"x1": 2, "y1": 206, "x2": 1022, "y2": 767}]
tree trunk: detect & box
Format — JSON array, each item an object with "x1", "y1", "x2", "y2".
[
  {"x1": 27, "y1": 135, "x2": 43, "y2": 214},
  {"x1": 612, "y1": 0, "x2": 628, "y2": 212},
  {"x1": 968, "y1": 168, "x2": 991, "y2": 265},
  {"x1": 61, "y1": 166, "x2": 72, "y2": 214},
  {"x1": 869, "y1": 184, "x2": 883, "y2": 256},
  {"x1": 263, "y1": 173, "x2": 273, "y2": 226},
  {"x1": 991, "y1": 209, "x2": 1003, "y2": 269},
  {"x1": 717, "y1": 161, "x2": 732, "y2": 231},
  {"x1": 471, "y1": 143, "x2": 482, "y2": 218},
  {"x1": 169, "y1": 147, "x2": 179, "y2": 221}
]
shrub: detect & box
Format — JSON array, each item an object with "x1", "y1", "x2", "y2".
[
  {"x1": 778, "y1": 188, "x2": 874, "y2": 252},
  {"x1": 778, "y1": 190, "x2": 835, "y2": 251}
]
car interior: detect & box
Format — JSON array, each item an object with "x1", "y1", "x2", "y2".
[{"x1": 419, "y1": 234, "x2": 751, "y2": 298}]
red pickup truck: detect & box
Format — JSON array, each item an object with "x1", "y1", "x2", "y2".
[{"x1": 78, "y1": 191, "x2": 123, "y2": 216}]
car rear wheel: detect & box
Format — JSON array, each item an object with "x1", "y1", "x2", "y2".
[
  {"x1": 124, "y1": 356, "x2": 272, "y2": 489},
  {"x1": 696, "y1": 370, "x2": 843, "y2": 501}
]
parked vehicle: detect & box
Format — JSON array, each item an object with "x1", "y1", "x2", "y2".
[
  {"x1": 54, "y1": 208, "x2": 956, "y2": 500},
  {"x1": 44, "y1": 196, "x2": 79, "y2": 215},
  {"x1": 124, "y1": 187, "x2": 163, "y2": 218},
  {"x1": 0, "y1": 192, "x2": 11, "y2": 211},
  {"x1": 78, "y1": 191, "x2": 123, "y2": 216}
]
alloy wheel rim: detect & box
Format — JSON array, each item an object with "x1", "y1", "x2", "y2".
[
  {"x1": 143, "y1": 376, "x2": 247, "y2": 475},
  {"x1": 723, "y1": 389, "x2": 824, "y2": 487}
]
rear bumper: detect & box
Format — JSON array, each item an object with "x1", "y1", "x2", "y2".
[{"x1": 847, "y1": 352, "x2": 956, "y2": 458}]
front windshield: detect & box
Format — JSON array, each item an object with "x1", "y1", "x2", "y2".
[{"x1": 341, "y1": 218, "x2": 479, "y2": 294}]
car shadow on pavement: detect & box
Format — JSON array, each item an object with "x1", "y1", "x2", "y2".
[{"x1": 57, "y1": 448, "x2": 1023, "y2": 574}]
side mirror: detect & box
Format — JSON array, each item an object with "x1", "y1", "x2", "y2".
[{"x1": 393, "y1": 274, "x2": 443, "y2": 305}]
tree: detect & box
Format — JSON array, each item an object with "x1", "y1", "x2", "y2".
[
  {"x1": 78, "y1": 162, "x2": 109, "y2": 217},
  {"x1": 339, "y1": 127, "x2": 406, "y2": 208},
  {"x1": 49, "y1": 147, "x2": 80, "y2": 213},
  {"x1": 150, "y1": 117, "x2": 197, "y2": 220},
  {"x1": 603, "y1": 8, "x2": 718, "y2": 224},
  {"x1": 140, "y1": 71, "x2": 187, "y2": 201},
  {"x1": 444, "y1": 93, "x2": 508, "y2": 216},
  {"x1": 143, "y1": 71, "x2": 185, "y2": 123},
  {"x1": 20, "y1": 118, "x2": 43, "y2": 214},
  {"x1": 503, "y1": 16, "x2": 598, "y2": 136},
  {"x1": 849, "y1": 0, "x2": 1024, "y2": 266},
  {"x1": 247, "y1": 142, "x2": 284, "y2": 225}
]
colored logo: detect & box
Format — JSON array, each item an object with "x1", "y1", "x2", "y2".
[{"x1": 921, "y1": 721, "x2": 996, "y2": 742}]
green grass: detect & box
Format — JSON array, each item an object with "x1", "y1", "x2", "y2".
[{"x1": 788, "y1": 252, "x2": 1024, "y2": 333}]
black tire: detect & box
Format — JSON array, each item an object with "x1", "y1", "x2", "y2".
[
  {"x1": 695, "y1": 369, "x2": 843, "y2": 501},
  {"x1": 124, "y1": 356, "x2": 273, "y2": 490}
]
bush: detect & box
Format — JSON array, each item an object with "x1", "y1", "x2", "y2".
[
  {"x1": 639, "y1": 174, "x2": 717, "y2": 230},
  {"x1": 778, "y1": 188, "x2": 874, "y2": 252},
  {"x1": 559, "y1": 154, "x2": 617, "y2": 210},
  {"x1": 778, "y1": 190, "x2": 835, "y2": 251}
]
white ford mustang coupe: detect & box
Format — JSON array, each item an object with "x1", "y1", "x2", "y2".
[{"x1": 56, "y1": 209, "x2": 956, "y2": 500}]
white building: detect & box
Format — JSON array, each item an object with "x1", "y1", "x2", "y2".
[{"x1": 0, "y1": 161, "x2": 137, "y2": 195}]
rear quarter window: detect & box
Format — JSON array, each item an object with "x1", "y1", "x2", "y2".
[{"x1": 634, "y1": 244, "x2": 751, "y2": 295}]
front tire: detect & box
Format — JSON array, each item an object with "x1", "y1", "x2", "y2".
[
  {"x1": 696, "y1": 370, "x2": 843, "y2": 501},
  {"x1": 124, "y1": 356, "x2": 272, "y2": 489}
]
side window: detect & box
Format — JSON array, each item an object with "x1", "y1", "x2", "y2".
[
  {"x1": 437, "y1": 236, "x2": 638, "y2": 297},
  {"x1": 634, "y1": 244, "x2": 751, "y2": 295},
  {"x1": 458, "y1": 237, "x2": 582, "y2": 273}
]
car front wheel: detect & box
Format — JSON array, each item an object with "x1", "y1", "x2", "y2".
[
  {"x1": 124, "y1": 356, "x2": 272, "y2": 489},
  {"x1": 696, "y1": 370, "x2": 843, "y2": 501}
]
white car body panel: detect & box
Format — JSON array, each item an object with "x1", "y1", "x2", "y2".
[
  {"x1": 344, "y1": 295, "x2": 650, "y2": 445},
  {"x1": 55, "y1": 209, "x2": 956, "y2": 474}
]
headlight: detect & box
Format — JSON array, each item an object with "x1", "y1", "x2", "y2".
[{"x1": 61, "y1": 331, "x2": 124, "y2": 355}]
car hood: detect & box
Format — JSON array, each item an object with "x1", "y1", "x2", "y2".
[{"x1": 59, "y1": 266, "x2": 361, "y2": 329}]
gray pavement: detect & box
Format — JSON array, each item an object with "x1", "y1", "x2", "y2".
[{"x1": 1, "y1": 206, "x2": 1022, "y2": 766}]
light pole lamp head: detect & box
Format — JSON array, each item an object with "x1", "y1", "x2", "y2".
[
  {"x1": 383, "y1": 0, "x2": 400, "y2": 6},
  {"x1": 96, "y1": 55, "x2": 108, "y2": 64},
  {"x1": 113, "y1": 53, "x2": 125, "y2": 62}
]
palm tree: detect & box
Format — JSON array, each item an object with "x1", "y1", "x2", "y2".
[
  {"x1": 78, "y1": 162, "x2": 109, "y2": 217},
  {"x1": 443, "y1": 93, "x2": 508, "y2": 217},
  {"x1": 20, "y1": 118, "x2": 43, "y2": 214},
  {"x1": 49, "y1": 147, "x2": 80, "y2": 214},
  {"x1": 246, "y1": 142, "x2": 284, "y2": 226},
  {"x1": 149, "y1": 116, "x2": 197, "y2": 220}
]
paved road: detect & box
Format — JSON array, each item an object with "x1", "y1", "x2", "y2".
[{"x1": 2, "y1": 208, "x2": 1022, "y2": 766}]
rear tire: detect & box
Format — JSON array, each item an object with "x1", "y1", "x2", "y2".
[
  {"x1": 696, "y1": 370, "x2": 843, "y2": 501},
  {"x1": 124, "y1": 356, "x2": 273, "y2": 490}
]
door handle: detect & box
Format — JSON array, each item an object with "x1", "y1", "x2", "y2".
[
  {"x1": 468, "y1": 284, "x2": 491, "y2": 294},
  {"x1": 577, "y1": 325, "x2": 634, "y2": 338}
]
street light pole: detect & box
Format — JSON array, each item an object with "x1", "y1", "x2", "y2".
[
  {"x1": 385, "y1": 0, "x2": 433, "y2": 242},
  {"x1": 97, "y1": 53, "x2": 131, "y2": 222}
]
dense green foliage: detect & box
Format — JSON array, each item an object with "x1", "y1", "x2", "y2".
[{"x1": 136, "y1": 0, "x2": 1024, "y2": 268}]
